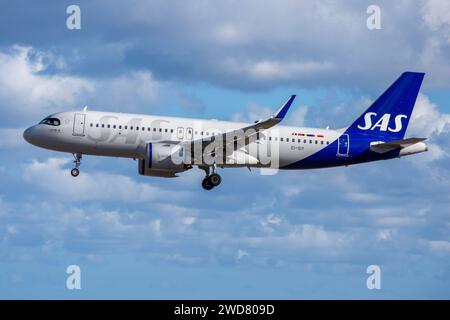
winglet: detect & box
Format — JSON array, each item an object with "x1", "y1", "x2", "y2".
[{"x1": 274, "y1": 95, "x2": 296, "y2": 119}]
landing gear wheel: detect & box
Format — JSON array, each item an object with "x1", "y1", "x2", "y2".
[
  {"x1": 202, "y1": 178, "x2": 214, "y2": 190},
  {"x1": 71, "y1": 153, "x2": 82, "y2": 177},
  {"x1": 209, "y1": 173, "x2": 222, "y2": 187},
  {"x1": 71, "y1": 168, "x2": 80, "y2": 177}
]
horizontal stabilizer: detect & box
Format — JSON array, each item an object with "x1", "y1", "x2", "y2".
[{"x1": 370, "y1": 137, "x2": 427, "y2": 153}]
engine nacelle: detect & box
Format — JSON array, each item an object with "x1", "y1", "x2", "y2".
[{"x1": 138, "y1": 143, "x2": 188, "y2": 177}]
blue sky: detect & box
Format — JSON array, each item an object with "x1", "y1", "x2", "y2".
[{"x1": 1, "y1": 0, "x2": 450, "y2": 299}]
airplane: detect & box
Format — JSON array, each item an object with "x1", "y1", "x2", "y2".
[{"x1": 23, "y1": 72, "x2": 428, "y2": 190}]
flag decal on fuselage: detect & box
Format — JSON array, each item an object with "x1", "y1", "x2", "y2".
[{"x1": 291, "y1": 132, "x2": 325, "y2": 138}]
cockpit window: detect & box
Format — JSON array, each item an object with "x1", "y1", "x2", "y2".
[{"x1": 39, "y1": 117, "x2": 61, "y2": 126}]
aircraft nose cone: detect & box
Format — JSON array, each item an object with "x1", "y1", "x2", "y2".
[
  {"x1": 23, "y1": 127, "x2": 31, "y2": 143},
  {"x1": 23, "y1": 126, "x2": 35, "y2": 144}
]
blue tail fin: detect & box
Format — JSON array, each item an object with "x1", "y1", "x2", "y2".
[{"x1": 345, "y1": 72, "x2": 425, "y2": 140}]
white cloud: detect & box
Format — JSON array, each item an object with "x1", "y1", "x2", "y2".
[
  {"x1": 151, "y1": 219, "x2": 161, "y2": 235},
  {"x1": 231, "y1": 102, "x2": 272, "y2": 123},
  {"x1": 22, "y1": 157, "x2": 193, "y2": 203},
  {"x1": 0, "y1": 128, "x2": 26, "y2": 149},
  {"x1": 3, "y1": 2, "x2": 450, "y2": 92},
  {"x1": 280, "y1": 186, "x2": 302, "y2": 198},
  {"x1": 409, "y1": 93, "x2": 450, "y2": 137},
  {"x1": 213, "y1": 23, "x2": 247, "y2": 45},
  {"x1": 378, "y1": 216, "x2": 425, "y2": 227},
  {"x1": 6, "y1": 225, "x2": 17, "y2": 235},
  {"x1": 85, "y1": 254, "x2": 105, "y2": 264},
  {"x1": 407, "y1": 93, "x2": 450, "y2": 162},
  {"x1": 82, "y1": 0, "x2": 450, "y2": 89},
  {"x1": 235, "y1": 249, "x2": 249, "y2": 261},
  {"x1": 94, "y1": 71, "x2": 161, "y2": 112},
  {"x1": 260, "y1": 213, "x2": 281, "y2": 233},
  {"x1": 182, "y1": 217, "x2": 196, "y2": 225},
  {"x1": 377, "y1": 229, "x2": 394, "y2": 241},
  {"x1": 428, "y1": 240, "x2": 450, "y2": 256},
  {"x1": 344, "y1": 192, "x2": 379, "y2": 202},
  {"x1": 422, "y1": 0, "x2": 450, "y2": 41},
  {"x1": 225, "y1": 59, "x2": 336, "y2": 82},
  {"x1": 248, "y1": 224, "x2": 350, "y2": 251},
  {"x1": 0, "y1": 46, "x2": 94, "y2": 116},
  {"x1": 363, "y1": 206, "x2": 426, "y2": 227},
  {"x1": 286, "y1": 106, "x2": 309, "y2": 127},
  {"x1": 231, "y1": 101, "x2": 309, "y2": 128},
  {"x1": 0, "y1": 46, "x2": 169, "y2": 124}
]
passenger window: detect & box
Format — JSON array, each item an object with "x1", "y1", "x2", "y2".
[
  {"x1": 136, "y1": 126, "x2": 139, "y2": 130},
  {"x1": 315, "y1": 140, "x2": 318, "y2": 144},
  {"x1": 142, "y1": 127, "x2": 145, "y2": 131},
  {"x1": 321, "y1": 141, "x2": 324, "y2": 144},
  {"x1": 90, "y1": 123, "x2": 93, "y2": 127},
  {"x1": 130, "y1": 126, "x2": 133, "y2": 130},
  {"x1": 101, "y1": 124, "x2": 105, "y2": 128},
  {"x1": 119, "y1": 125, "x2": 122, "y2": 129},
  {"x1": 125, "y1": 126, "x2": 128, "y2": 130},
  {"x1": 159, "y1": 128, "x2": 162, "y2": 132},
  {"x1": 171, "y1": 129, "x2": 174, "y2": 133},
  {"x1": 309, "y1": 140, "x2": 312, "y2": 144},
  {"x1": 113, "y1": 125, "x2": 116, "y2": 129},
  {"x1": 298, "y1": 139, "x2": 301, "y2": 143},
  {"x1": 269, "y1": 137, "x2": 272, "y2": 141},
  {"x1": 165, "y1": 128, "x2": 168, "y2": 132},
  {"x1": 153, "y1": 128, "x2": 156, "y2": 132},
  {"x1": 281, "y1": 138, "x2": 284, "y2": 142},
  {"x1": 107, "y1": 124, "x2": 110, "y2": 128},
  {"x1": 96, "y1": 124, "x2": 99, "y2": 127}
]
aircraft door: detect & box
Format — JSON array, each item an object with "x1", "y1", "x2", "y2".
[
  {"x1": 177, "y1": 127, "x2": 184, "y2": 140},
  {"x1": 73, "y1": 113, "x2": 86, "y2": 136},
  {"x1": 337, "y1": 134, "x2": 349, "y2": 157}
]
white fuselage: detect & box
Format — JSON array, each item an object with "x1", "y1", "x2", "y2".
[{"x1": 24, "y1": 110, "x2": 340, "y2": 169}]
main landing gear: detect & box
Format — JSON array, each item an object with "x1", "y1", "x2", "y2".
[
  {"x1": 71, "y1": 153, "x2": 82, "y2": 177},
  {"x1": 201, "y1": 165, "x2": 222, "y2": 190}
]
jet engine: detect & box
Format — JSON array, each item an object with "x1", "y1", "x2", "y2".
[{"x1": 138, "y1": 142, "x2": 189, "y2": 177}]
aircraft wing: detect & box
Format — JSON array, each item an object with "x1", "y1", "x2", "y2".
[
  {"x1": 183, "y1": 95, "x2": 296, "y2": 156},
  {"x1": 370, "y1": 137, "x2": 427, "y2": 153}
]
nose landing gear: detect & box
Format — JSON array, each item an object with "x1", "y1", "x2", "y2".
[
  {"x1": 200, "y1": 165, "x2": 222, "y2": 190},
  {"x1": 71, "y1": 153, "x2": 82, "y2": 177}
]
